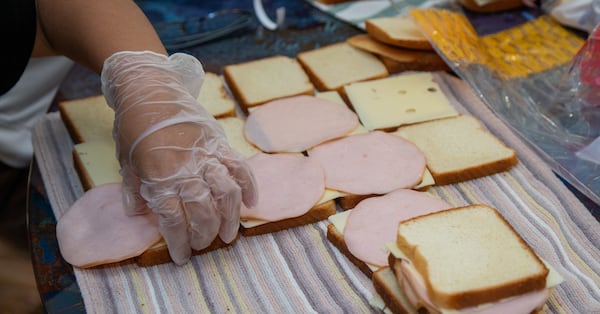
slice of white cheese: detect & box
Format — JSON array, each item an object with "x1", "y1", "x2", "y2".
[
  {"x1": 345, "y1": 72, "x2": 459, "y2": 131},
  {"x1": 73, "y1": 140, "x2": 121, "y2": 188},
  {"x1": 217, "y1": 117, "x2": 261, "y2": 158}
]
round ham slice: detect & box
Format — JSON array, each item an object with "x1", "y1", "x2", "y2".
[
  {"x1": 244, "y1": 95, "x2": 359, "y2": 153},
  {"x1": 240, "y1": 153, "x2": 325, "y2": 222},
  {"x1": 344, "y1": 189, "x2": 452, "y2": 267},
  {"x1": 308, "y1": 131, "x2": 426, "y2": 195},
  {"x1": 56, "y1": 183, "x2": 161, "y2": 268}
]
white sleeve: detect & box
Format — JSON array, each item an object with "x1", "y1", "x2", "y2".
[{"x1": 0, "y1": 56, "x2": 73, "y2": 168}]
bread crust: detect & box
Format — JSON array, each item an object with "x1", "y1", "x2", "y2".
[
  {"x1": 135, "y1": 236, "x2": 234, "y2": 267},
  {"x1": 326, "y1": 224, "x2": 374, "y2": 278},
  {"x1": 458, "y1": 0, "x2": 524, "y2": 13},
  {"x1": 223, "y1": 56, "x2": 314, "y2": 115},
  {"x1": 338, "y1": 193, "x2": 376, "y2": 210},
  {"x1": 430, "y1": 153, "x2": 518, "y2": 185},
  {"x1": 396, "y1": 205, "x2": 549, "y2": 309},
  {"x1": 346, "y1": 35, "x2": 448, "y2": 74},
  {"x1": 365, "y1": 20, "x2": 432, "y2": 51},
  {"x1": 372, "y1": 266, "x2": 415, "y2": 314},
  {"x1": 297, "y1": 42, "x2": 389, "y2": 93},
  {"x1": 241, "y1": 200, "x2": 336, "y2": 236},
  {"x1": 380, "y1": 56, "x2": 450, "y2": 75}
]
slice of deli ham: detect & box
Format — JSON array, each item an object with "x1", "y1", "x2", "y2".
[
  {"x1": 240, "y1": 153, "x2": 325, "y2": 222},
  {"x1": 56, "y1": 183, "x2": 161, "y2": 268},
  {"x1": 244, "y1": 95, "x2": 359, "y2": 153},
  {"x1": 308, "y1": 131, "x2": 426, "y2": 195},
  {"x1": 344, "y1": 189, "x2": 452, "y2": 267}
]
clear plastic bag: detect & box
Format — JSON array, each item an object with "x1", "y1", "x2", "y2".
[{"x1": 411, "y1": 8, "x2": 600, "y2": 206}]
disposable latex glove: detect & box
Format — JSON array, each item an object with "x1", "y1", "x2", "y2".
[{"x1": 101, "y1": 51, "x2": 257, "y2": 265}]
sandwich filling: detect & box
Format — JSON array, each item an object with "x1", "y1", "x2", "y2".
[
  {"x1": 308, "y1": 131, "x2": 426, "y2": 195},
  {"x1": 343, "y1": 189, "x2": 452, "y2": 267},
  {"x1": 240, "y1": 152, "x2": 325, "y2": 222},
  {"x1": 393, "y1": 258, "x2": 551, "y2": 314}
]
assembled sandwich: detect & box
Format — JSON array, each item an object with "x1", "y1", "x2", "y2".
[{"x1": 374, "y1": 204, "x2": 563, "y2": 314}]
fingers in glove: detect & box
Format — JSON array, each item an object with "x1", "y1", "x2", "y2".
[
  {"x1": 150, "y1": 195, "x2": 192, "y2": 265},
  {"x1": 179, "y1": 178, "x2": 221, "y2": 251},
  {"x1": 120, "y1": 165, "x2": 150, "y2": 216},
  {"x1": 203, "y1": 160, "x2": 242, "y2": 244},
  {"x1": 215, "y1": 145, "x2": 258, "y2": 208}
]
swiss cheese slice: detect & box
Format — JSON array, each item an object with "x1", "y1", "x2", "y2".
[{"x1": 344, "y1": 72, "x2": 458, "y2": 131}]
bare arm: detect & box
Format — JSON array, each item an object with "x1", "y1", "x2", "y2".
[{"x1": 33, "y1": 0, "x2": 167, "y2": 73}]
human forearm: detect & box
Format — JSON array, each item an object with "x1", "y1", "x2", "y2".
[{"x1": 33, "y1": 0, "x2": 166, "y2": 73}]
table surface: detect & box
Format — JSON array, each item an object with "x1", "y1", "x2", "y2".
[{"x1": 27, "y1": 1, "x2": 600, "y2": 313}]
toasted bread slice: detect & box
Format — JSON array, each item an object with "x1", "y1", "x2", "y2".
[
  {"x1": 297, "y1": 42, "x2": 388, "y2": 94},
  {"x1": 365, "y1": 16, "x2": 432, "y2": 50},
  {"x1": 396, "y1": 205, "x2": 549, "y2": 309},
  {"x1": 59, "y1": 95, "x2": 114, "y2": 144},
  {"x1": 346, "y1": 35, "x2": 448, "y2": 74},
  {"x1": 393, "y1": 115, "x2": 517, "y2": 185},
  {"x1": 223, "y1": 55, "x2": 314, "y2": 114}
]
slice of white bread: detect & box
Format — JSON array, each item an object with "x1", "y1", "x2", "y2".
[
  {"x1": 393, "y1": 115, "x2": 517, "y2": 185},
  {"x1": 365, "y1": 16, "x2": 432, "y2": 50},
  {"x1": 396, "y1": 205, "x2": 549, "y2": 309},
  {"x1": 59, "y1": 95, "x2": 114, "y2": 144},
  {"x1": 344, "y1": 72, "x2": 459, "y2": 132},
  {"x1": 198, "y1": 72, "x2": 236, "y2": 119},
  {"x1": 60, "y1": 77, "x2": 237, "y2": 145},
  {"x1": 371, "y1": 266, "x2": 419, "y2": 314},
  {"x1": 297, "y1": 42, "x2": 389, "y2": 94},
  {"x1": 223, "y1": 55, "x2": 315, "y2": 114},
  {"x1": 346, "y1": 35, "x2": 448, "y2": 74},
  {"x1": 71, "y1": 117, "x2": 261, "y2": 192}
]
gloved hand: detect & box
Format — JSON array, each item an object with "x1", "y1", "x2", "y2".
[{"x1": 101, "y1": 51, "x2": 258, "y2": 265}]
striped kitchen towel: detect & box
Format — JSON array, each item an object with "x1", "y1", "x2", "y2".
[{"x1": 32, "y1": 71, "x2": 600, "y2": 313}]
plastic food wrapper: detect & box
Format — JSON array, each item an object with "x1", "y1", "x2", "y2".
[{"x1": 410, "y1": 8, "x2": 600, "y2": 206}]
